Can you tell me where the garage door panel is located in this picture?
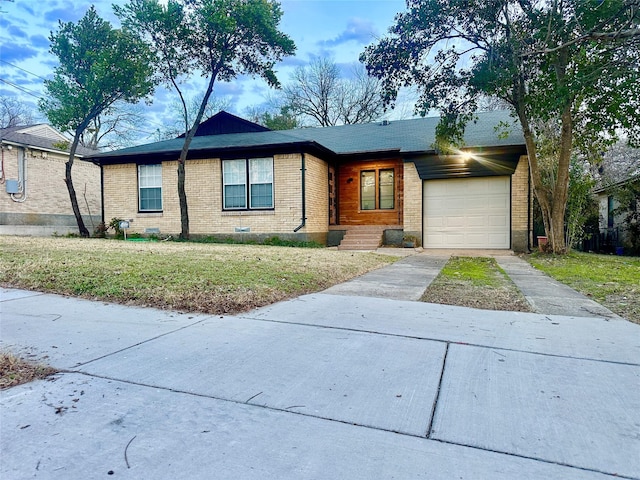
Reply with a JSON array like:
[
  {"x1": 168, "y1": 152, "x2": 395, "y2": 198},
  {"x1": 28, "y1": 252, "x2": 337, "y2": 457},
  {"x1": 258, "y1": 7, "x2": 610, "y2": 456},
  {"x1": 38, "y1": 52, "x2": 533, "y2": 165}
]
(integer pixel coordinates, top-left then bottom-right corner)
[
  {"x1": 428, "y1": 216, "x2": 445, "y2": 227},
  {"x1": 424, "y1": 177, "x2": 510, "y2": 249},
  {"x1": 466, "y1": 233, "x2": 488, "y2": 246},
  {"x1": 488, "y1": 215, "x2": 507, "y2": 227},
  {"x1": 467, "y1": 216, "x2": 486, "y2": 227},
  {"x1": 446, "y1": 216, "x2": 466, "y2": 228},
  {"x1": 488, "y1": 233, "x2": 509, "y2": 245}
]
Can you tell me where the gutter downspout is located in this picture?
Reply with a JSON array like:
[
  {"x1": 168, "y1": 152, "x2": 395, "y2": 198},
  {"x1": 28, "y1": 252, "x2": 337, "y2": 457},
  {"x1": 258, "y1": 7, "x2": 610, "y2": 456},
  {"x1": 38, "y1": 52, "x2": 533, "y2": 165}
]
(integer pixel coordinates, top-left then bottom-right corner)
[
  {"x1": 293, "y1": 152, "x2": 306, "y2": 233},
  {"x1": 100, "y1": 164, "x2": 105, "y2": 226}
]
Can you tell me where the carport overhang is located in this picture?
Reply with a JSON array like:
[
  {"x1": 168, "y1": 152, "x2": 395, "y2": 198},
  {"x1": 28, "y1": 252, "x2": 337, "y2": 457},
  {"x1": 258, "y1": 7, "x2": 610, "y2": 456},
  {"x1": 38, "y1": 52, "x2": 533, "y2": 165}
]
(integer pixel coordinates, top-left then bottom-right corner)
[{"x1": 404, "y1": 145, "x2": 527, "y2": 180}]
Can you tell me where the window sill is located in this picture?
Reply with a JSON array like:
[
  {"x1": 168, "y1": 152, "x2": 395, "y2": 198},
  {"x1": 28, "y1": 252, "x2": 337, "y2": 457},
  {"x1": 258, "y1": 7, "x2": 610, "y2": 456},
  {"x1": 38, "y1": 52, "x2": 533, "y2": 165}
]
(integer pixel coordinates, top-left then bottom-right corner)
[
  {"x1": 222, "y1": 210, "x2": 275, "y2": 216},
  {"x1": 137, "y1": 212, "x2": 163, "y2": 217}
]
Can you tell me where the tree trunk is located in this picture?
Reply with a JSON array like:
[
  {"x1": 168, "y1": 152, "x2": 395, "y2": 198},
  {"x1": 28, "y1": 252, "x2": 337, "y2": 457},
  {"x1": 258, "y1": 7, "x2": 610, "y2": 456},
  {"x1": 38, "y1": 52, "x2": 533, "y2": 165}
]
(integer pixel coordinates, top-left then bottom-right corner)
[
  {"x1": 176, "y1": 70, "x2": 218, "y2": 241},
  {"x1": 177, "y1": 160, "x2": 189, "y2": 240},
  {"x1": 547, "y1": 106, "x2": 573, "y2": 254},
  {"x1": 516, "y1": 101, "x2": 573, "y2": 254},
  {"x1": 65, "y1": 131, "x2": 90, "y2": 238}
]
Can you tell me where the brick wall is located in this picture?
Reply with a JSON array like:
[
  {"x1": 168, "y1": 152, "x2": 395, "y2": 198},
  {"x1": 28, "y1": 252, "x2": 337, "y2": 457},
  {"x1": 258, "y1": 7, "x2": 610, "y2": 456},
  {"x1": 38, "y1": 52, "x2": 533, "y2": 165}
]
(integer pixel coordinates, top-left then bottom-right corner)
[
  {"x1": 511, "y1": 154, "x2": 530, "y2": 252},
  {"x1": 302, "y1": 153, "x2": 329, "y2": 234},
  {"x1": 0, "y1": 146, "x2": 101, "y2": 234},
  {"x1": 402, "y1": 161, "x2": 423, "y2": 238},
  {"x1": 103, "y1": 153, "x2": 330, "y2": 241}
]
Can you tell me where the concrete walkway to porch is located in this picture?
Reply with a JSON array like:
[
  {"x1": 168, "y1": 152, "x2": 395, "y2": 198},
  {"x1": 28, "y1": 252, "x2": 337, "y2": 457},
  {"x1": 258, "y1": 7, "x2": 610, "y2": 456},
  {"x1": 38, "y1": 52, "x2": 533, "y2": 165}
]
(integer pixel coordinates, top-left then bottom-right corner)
[{"x1": 323, "y1": 251, "x2": 449, "y2": 301}]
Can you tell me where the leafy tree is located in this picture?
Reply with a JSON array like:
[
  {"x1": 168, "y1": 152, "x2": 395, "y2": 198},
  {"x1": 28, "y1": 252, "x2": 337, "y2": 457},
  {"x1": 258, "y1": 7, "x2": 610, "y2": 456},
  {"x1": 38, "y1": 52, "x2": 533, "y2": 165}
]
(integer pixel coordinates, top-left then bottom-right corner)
[
  {"x1": 245, "y1": 104, "x2": 299, "y2": 130},
  {"x1": 40, "y1": 6, "x2": 155, "y2": 237},
  {"x1": 116, "y1": 0, "x2": 296, "y2": 239},
  {"x1": 613, "y1": 178, "x2": 640, "y2": 253},
  {"x1": 0, "y1": 96, "x2": 35, "y2": 128},
  {"x1": 282, "y1": 57, "x2": 386, "y2": 127},
  {"x1": 565, "y1": 157, "x2": 598, "y2": 250},
  {"x1": 260, "y1": 107, "x2": 299, "y2": 130},
  {"x1": 361, "y1": 0, "x2": 640, "y2": 253}
]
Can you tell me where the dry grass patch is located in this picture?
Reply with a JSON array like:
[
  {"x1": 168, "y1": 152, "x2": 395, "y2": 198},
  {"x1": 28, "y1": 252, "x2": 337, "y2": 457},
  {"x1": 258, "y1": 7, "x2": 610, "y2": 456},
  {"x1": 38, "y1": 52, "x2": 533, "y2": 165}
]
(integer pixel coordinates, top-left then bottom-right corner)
[
  {"x1": 421, "y1": 256, "x2": 532, "y2": 312},
  {"x1": 0, "y1": 237, "x2": 395, "y2": 315},
  {"x1": 0, "y1": 352, "x2": 57, "y2": 389}
]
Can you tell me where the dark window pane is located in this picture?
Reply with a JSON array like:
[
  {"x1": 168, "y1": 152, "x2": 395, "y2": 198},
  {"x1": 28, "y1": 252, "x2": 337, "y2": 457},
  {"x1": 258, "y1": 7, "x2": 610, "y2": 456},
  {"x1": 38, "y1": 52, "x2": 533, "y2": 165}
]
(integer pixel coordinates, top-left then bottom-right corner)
[
  {"x1": 140, "y1": 187, "x2": 162, "y2": 211},
  {"x1": 225, "y1": 184, "x2": 247, "y2": 209},
  {"x1": 250, "y1": 183, "x2": 273, "y2": 208}
]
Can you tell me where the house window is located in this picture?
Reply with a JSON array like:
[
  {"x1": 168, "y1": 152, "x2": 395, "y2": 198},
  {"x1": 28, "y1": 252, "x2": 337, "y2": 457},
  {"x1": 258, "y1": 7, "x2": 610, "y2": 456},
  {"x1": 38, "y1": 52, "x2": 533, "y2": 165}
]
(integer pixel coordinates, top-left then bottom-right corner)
[
  {"x1": 223, "y1": 157, "x2": 274, "y2": 210},
  {"x1": 223, "y1": 159, "x2": 247, "y2": 209},
  {"x1": 360, "y1": 168, "x2": 394, "y2": 210},
  {"x1": 138, "y1": 164, "x2": 162, "y2": 211}
]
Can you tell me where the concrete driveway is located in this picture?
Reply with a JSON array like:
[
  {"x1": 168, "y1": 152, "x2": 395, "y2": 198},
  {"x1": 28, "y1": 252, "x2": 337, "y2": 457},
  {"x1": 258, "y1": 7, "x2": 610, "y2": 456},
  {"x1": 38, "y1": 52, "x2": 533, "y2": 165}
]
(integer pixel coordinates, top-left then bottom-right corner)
[{"x1": 1, "y1": 263, "x2": 639, "y2": 479}]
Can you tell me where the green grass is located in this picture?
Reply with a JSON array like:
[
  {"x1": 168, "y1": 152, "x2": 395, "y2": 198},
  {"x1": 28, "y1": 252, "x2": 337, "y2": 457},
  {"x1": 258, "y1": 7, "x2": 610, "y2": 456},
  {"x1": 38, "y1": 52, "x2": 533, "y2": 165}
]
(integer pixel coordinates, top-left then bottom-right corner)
[
  {"x1": 0, "y1": 237, "x2": 395, "y2": 315},
  {"x1": 421, "y1": 256, "x2": 531, "y2": 312},
  {"x1": 528, "y1": 252, "x2": 640, "y2": 324},
  {"x1": 439, "y1": 257, "x2": 504, "y2": 287}
]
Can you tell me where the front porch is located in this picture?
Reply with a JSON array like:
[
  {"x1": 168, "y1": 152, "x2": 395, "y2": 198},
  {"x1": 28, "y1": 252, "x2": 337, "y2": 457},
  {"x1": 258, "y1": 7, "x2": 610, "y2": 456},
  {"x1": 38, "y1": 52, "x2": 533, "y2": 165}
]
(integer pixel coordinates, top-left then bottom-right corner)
[{"x1": 329, "y1": 225, "x2": 405, "y2": 250}]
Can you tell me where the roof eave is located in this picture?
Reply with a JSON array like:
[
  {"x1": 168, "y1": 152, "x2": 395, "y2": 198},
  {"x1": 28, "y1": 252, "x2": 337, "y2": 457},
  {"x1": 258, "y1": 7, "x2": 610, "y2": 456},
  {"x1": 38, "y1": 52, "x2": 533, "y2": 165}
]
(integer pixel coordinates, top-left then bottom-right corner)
[
  {"x1": 88, "y1": 140, "x2": 335, "y2": 165},
  {"x1": 1, "y1": 138, "x2": 86, "y2": 158}
]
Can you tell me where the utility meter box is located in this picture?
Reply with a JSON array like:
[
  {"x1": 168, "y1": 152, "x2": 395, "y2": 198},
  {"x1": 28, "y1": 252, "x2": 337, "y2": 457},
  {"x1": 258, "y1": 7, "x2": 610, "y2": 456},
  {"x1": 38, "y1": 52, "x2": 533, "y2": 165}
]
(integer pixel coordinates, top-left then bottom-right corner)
[{"x1": 5, "y1": 179, "x2": 19, "y2": 194}]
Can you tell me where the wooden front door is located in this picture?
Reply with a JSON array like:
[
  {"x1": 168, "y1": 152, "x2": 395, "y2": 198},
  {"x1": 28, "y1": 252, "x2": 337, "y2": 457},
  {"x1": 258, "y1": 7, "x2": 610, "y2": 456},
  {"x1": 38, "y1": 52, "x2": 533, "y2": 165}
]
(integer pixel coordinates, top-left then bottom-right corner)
[{"x1": 337, "y1": 158, "x2": 403, "y2": 226}]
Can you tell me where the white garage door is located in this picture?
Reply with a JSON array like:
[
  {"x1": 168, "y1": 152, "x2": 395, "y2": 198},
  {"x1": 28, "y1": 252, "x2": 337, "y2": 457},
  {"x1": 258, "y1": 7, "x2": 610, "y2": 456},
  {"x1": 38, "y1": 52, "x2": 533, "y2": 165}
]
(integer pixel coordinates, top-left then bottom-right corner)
[{"x1": 423, "y1": 176, "x2": 510, "y2": 249}]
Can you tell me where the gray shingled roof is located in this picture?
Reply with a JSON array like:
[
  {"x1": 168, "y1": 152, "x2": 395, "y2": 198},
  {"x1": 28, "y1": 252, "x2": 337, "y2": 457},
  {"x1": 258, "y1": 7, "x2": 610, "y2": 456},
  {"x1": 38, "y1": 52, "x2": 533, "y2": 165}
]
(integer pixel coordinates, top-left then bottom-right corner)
[
  {"x1": 88, "y1": 110, "x2": 524, "y2": 161},
  {"x1": 284, "y1": 110, "x2": 524, "y2": 154},
  {"x1": 0, "y1": 125, "x2": 97, "y2": 157},
  {"x1": 89, "y1": 129, "x2": 326, "y2": 160}
]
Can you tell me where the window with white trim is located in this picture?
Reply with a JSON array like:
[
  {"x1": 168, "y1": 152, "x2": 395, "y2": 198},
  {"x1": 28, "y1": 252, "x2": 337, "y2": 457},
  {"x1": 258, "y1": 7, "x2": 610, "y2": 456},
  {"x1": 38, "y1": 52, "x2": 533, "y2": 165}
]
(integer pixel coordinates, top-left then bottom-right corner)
[
  {"x1": 138, "y1": 164, "x2": 162, "y2": 211},
  {"x1": 223, "y1": 158, "x2": 274, "y2": 210}
]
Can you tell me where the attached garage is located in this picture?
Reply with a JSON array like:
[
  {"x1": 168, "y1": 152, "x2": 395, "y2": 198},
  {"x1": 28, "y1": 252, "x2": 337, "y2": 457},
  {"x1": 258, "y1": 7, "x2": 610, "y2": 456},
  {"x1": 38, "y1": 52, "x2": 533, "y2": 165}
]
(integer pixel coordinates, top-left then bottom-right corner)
[{"x1": 423, "y1": 176, "x2": 511, "y2": 249}]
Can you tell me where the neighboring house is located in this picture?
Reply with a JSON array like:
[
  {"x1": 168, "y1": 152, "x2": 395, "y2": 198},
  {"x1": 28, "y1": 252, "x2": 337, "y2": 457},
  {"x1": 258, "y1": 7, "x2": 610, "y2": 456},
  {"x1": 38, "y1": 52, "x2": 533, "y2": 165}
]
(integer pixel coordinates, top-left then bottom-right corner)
[
  {"x1": 0, "y1": 124, "x2": 101, "y2": 236},
  {"x1": 87, "y1": 110, "x2": 532, "y2": 251},
  {"x1": 593, "y1": 175, "x2": 640, "y2": 251}
]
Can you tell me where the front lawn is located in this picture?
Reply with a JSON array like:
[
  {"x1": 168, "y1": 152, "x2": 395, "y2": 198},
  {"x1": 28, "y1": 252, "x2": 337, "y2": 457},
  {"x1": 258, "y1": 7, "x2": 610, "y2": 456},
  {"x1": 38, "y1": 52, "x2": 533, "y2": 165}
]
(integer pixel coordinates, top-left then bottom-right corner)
[
  {"x1": 421, "y1": 256, "x2": 532, "y2": 312},
  {"x1": 528, "y1": 252, "x2": 640, "y2": 324},
  {"x1": 0, "y1": 237, "x2": 395, "y2": 315}
]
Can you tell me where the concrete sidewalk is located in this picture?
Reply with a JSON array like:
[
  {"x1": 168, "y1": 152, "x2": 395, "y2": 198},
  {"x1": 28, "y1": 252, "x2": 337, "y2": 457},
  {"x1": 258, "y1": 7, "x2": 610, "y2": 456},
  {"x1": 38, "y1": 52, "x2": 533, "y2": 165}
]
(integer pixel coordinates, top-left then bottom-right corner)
[{"x1": 2, "y1": 285, "x2": 639, "y2": 479}]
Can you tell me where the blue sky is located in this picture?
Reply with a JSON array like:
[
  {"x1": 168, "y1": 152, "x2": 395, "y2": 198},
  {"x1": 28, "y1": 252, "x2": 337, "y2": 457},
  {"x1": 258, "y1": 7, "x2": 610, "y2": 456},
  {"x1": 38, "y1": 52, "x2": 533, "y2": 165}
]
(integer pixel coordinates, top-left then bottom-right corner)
[{"x1": 0, "y1": 0, "x2": 412, "y2": 141}]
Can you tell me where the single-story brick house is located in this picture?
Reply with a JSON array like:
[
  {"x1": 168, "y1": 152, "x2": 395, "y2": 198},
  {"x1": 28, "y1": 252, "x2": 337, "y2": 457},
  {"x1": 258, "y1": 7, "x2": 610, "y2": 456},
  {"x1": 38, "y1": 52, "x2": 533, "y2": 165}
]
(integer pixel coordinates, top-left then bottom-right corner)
[
  {"x1": 87, "y1": 110, "x2": 532, "y2": 251},
  {"x1": 1, "y1": 124, "x2": 101, "y2": 236}
]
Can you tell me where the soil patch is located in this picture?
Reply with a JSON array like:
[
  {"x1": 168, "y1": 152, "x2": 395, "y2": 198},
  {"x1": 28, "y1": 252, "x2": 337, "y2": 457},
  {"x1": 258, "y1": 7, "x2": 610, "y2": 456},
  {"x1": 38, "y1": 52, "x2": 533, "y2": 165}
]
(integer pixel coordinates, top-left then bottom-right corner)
[{"x1": 0, "y1": 352, "x2": 57, "y2": 390}]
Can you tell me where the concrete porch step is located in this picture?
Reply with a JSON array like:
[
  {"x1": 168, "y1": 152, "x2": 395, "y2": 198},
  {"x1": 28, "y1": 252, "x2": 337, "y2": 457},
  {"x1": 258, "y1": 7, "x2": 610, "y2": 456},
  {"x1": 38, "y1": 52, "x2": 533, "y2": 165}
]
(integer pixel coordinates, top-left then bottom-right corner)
[{"x1": 337, "y1": 226, "x2": 385, "y2": 251}]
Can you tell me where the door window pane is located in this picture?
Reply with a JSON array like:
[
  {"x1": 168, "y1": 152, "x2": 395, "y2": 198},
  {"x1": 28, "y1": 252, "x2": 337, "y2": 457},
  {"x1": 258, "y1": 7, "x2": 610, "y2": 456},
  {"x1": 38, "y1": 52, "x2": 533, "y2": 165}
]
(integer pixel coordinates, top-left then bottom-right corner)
[
  {"x1": 361, "y1": 170, "x2": 376, "y2": 210},
  {"x1": 379, "y1": 169, "x2": 394, "y2": 209}
]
